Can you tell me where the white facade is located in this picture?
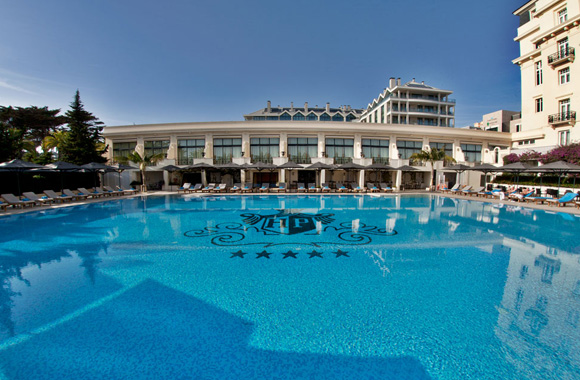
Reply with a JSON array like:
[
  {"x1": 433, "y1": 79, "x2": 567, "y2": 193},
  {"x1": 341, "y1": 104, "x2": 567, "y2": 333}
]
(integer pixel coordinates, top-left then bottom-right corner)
[
  {"x1": 360, "y1": 78, "x2": 455, "y2": 127},
  {"x1": 513, "y1": 0, "x2": 579, "y2": 149}
]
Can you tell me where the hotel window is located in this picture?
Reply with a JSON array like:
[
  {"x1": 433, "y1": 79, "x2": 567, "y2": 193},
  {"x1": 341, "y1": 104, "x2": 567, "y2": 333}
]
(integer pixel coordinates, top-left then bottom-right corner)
[
  {"x1": 331, "y1": 114, "x2": 344, "y2": 122},
  {"x1": 535, "y1": 98, "x2": 543, "y2": 113},
  {"x1": 396, "y1": 140, "x2": 422, "y2": 159},
  {"x1": 288, "y1": 137, "x2": 317, "y2": 164},
  {"x1": 535, "y1": 61, "x2": 543, "y2": 85},
  {"x1": 560, "y1": 99, "x2": 571, "y2": 115},
  {"x1": 320, "y1": 113, "x2": 331, "y2": 121},
  {"x1": 253, "y1": 116, "x2": 265, "y2": 121},
  {"x1": 280, "y1": 113, "x2": 291, "y2": 121},
  {"x1": 559, "y1": 67, "x2": 570, "y2": 84},
  {"x1": 362, "y1": 139, "x2": 389, "y2": 164},
  {"x1": 558, "y1": 38, "x2": 569, "y2": 56},
  {"x1": 213, "y1": 138, "x2": 242, "y2": 164},
  {"x1": 346, "y1": 114, "x2": 357, "y2": 122},
  {"x1": 429, "y1": 142, "x2": 453, "y2": 158},
  {"x1": 250, "y1": 138, "x2": 279, "y2": 163},
  {"x1": 516, "y1": 124, "x2": 522, "y2": 132},
  {"x1": 144, "y1": 140, "x2": 170, "y2": 162},
  {"x1": 112, "y1": 142, "x2": 136, "y2": 162},
  {"x1": 326, "y1": 138, "x2": 354, "y2": 164},
  {"x1": 559, "y1": 130, "x2": 571, "y2": 146},
  {"x1": 460, "y1": 144, "x2": 482, "y2": 163},
  {"x1": 558, "y1": 8, "x2": 568, "y2": 24},
  {"x1": 293, "y1": 112, "x2": 305, "y2": 121},
  {"x1": 306, "y1": 113, "x2": 317, "y2": 121},
  {"x1": 177, "y1": 139, "x2": 205, "y2": 165},
  {"x1": 266, "y1": 116, "x2": 279, "y2": 120}
]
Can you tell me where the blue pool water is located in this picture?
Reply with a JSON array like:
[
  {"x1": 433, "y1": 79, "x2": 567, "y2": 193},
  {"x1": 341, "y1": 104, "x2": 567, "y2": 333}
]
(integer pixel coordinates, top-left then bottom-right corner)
[{"x1": 0, "y1": 194, "x2": 579, "y2": 379}]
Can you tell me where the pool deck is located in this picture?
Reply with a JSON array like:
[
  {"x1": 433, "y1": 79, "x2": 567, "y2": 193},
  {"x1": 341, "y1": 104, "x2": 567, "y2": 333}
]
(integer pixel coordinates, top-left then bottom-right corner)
[{"x1": 2, "y1": 190, "x2": 580, "y2": 216}]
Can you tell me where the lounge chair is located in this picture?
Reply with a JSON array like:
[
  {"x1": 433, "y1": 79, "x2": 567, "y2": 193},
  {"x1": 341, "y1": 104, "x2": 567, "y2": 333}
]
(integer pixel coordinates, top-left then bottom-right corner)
[
  {"x1": 22, "y1": 191, "x2": 54, "y2": 206},
  {"x1": 337, "y1": 182, "x2": 348, "y2": 192},
  {"x1": 78, "y1": 187, "x2": 103, "y2": 198},
  {"x1": 95, "y1": 187, "x2": 116, "y2": 197},
  {"x1": 271, "y1": 183, "x2": 287, "y2": 193},
  {"x1": 0, "y1": 201, "x2": 7, "y2": 211},
  {"x1": 104, "y1": 186, "x2": 125, "y2": 196},
  {"x1": 1, "y1": 193, "x2": 35, "y2": 208},
  {"x1": 308, "y1": 183, "x2": 317, "y2": 192},
  {"x1": 63, "y1": 189, "x2": 89, "y2": 201},
  {"x1": 321, "y1": 183, "x2": 331, "y2": 192},
  {"x1": 297, "y1": 183, "x2": 307, "y2": 193},
  {"x1": 509, "y1": 190, "x2": 534, "y2": 202},
  {"x1": 259, "y1": 183, "x2": 270, "y2": 192},
  {"x1": 462, "y1": 186, "x2": 481, "y2": 196},
  {"x1": 231, "y1": 183, "x2": 242, "y2": 192},
  {"x1": 189, "y1": 183, "x2": 202, "y2": 193},
  {"x1": 351, "y1": 182, "x2": 364, "y2": 192},
  {"x1": 241, "y1": 183, "x2": 252, "y2": 193},
  {"x1": 202, "y1": 183, "x2": 215, "y2": 192},
  {"x1": 451, "y1": 185, "x2": 467, "y2": 194},
  {"x1": 442, "y1": 184, "x2": 459, "y2": 194},
  {"x1": 177, "y1": 183, "x2": 191, "y2": 193},
  {"x1": 380, "y1": 183, "x2": 394, "y2": 192},
  {"x1": 213, "y1": 184, "x2": 227, "y2": 193},
  {"x1": 478, "y1": 189, "x2": 501, "y2": 198},
  {"x1": 43, "y1": 189, "x2": 73, "y2": 203},
  {"x1": 367, "y1": 183, "x2": 379, "y2": 193},
  {"x1": 546, "y1": 192, "x2": 578, "y2": 207},
  {"x1": 116, "y1": 186, "x2": 138, "y2": 195}
]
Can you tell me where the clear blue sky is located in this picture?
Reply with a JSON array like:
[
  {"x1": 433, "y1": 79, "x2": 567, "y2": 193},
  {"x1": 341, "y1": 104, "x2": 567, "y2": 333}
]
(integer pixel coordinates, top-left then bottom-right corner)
[{"x1": 1, "y1": 0, "x2": 524, "y2": 127}]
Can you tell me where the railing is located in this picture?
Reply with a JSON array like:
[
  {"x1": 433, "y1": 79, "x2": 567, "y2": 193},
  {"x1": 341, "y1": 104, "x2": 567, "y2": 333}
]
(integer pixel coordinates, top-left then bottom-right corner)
[
  {"x1": 372, "y1": 157, "x2": 390, "y2": 165},
  {"x1": 547, "y1": 47, "x2": 575, "y2": 65},
  {"x1": 334, "y1": 157, "x2": 353, "y2": 164},
  {"x1": 289, "y1": 155, "x2": 311, "y2": 164},
  {"x1": 548, "y1": 111, "x2": 576, "y2": 124},
  {"x1": 409, "y1": 95, "x2": 456, "y2": 103},
  {"x1": 214, "y1": 156, "x2": 233, "y2": 164},
  {"x1": 251, "y1": 155, "x2": 274, "y2": 164}
]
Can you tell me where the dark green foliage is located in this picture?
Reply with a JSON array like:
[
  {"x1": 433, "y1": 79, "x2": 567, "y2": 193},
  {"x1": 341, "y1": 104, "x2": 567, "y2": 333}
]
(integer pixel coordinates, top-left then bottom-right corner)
[
  {"x1": 0, "y1": 121, "x2": 25, "y2": 161},
  {"x1": 60, "y1": 90, "x2": 107, "y2": 165}
]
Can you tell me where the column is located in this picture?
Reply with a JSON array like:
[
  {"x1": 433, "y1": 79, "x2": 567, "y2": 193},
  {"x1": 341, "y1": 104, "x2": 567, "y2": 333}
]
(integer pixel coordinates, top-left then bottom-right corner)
[
  {"x1": 167, "y1": 135, "x2": 178, "y2": 162},
  {"x1": 318, "y1": 132, "x2": 325, "y2": 158},
  {"x1": 354, "y1": 134, "x2": 362, "y2": 158},
  {"x1": 205, "y1": 133, "x2": 213, "y2": 158},
  {"x1": 242, "y1": 133, "x2": 250, "y2": 158}
]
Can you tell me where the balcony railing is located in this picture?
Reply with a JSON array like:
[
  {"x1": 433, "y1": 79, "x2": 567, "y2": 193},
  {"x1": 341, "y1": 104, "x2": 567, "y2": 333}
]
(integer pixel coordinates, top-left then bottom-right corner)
[
  {"x1": 548, "y1": 111, "x2": 576, "y2": 126},
  {"x1": 251, "y1": 155, "x2": 274, "y2": 164},
  {"x1": 333, "y1": 157, "x2": 353, "y2": 164},
  {"x1": 548, "y1": 47, "x2": 575, "y2": 66},
  {"x1": 289, "y1": 155, "x2": 312, "y2": 164},
  {"x1": 372, "y1": 157, "x2": 390, "y2": 165}
]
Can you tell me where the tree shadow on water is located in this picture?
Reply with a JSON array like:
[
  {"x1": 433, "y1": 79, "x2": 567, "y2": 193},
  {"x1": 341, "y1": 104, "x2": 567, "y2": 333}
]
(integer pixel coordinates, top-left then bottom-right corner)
[{"x1": 0, "y1": 279, "x2": 433, "y2": 380}]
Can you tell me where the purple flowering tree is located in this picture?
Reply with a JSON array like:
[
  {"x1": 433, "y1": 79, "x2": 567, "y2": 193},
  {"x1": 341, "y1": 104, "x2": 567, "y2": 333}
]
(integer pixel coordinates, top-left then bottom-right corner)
[{"x1": 540, "y1": 143, "x2": 580, "y2": 165}]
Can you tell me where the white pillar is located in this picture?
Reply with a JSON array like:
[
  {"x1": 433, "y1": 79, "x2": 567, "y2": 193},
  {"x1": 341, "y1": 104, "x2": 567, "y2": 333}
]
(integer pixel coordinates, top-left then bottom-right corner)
[{"x1": 395, "y1": 170, "x2": 402, "y2": 190}]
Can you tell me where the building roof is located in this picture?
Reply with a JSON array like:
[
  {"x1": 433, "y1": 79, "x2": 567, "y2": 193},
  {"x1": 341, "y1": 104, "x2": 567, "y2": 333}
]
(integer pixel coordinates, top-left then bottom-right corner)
[{"x1": 244, "y1": 104, "x2": 364, "y2": 120}]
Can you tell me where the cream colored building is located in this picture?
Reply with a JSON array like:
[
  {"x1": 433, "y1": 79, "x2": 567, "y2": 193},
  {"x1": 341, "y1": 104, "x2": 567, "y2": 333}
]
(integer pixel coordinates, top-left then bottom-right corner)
[
  {"x1": 102, "y1": 118, "x2": 511, "y2": 190},
  {"x1": 512, "y1": 0, "x2": 579, "y2": 151}
]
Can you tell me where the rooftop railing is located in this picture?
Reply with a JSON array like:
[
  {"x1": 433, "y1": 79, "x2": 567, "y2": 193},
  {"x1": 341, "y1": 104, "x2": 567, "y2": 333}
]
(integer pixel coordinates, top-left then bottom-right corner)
[{"x1": 547, "y1": 47, "x2": 575, "y2": 66}]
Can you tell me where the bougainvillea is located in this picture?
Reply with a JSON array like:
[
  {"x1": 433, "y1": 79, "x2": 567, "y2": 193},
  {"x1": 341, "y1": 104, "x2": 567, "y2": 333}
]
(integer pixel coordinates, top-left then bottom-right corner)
[
  {"x1": 540, "y1": 143, "x2": 580, "y2": 165},
  {"x1": 502, "y1": 153, "x2": 519, "y2": 164}
]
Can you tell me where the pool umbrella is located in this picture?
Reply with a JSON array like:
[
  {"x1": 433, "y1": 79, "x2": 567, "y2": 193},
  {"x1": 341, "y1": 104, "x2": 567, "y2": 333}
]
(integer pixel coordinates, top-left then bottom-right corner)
[
  {"x1": 0, "y1": 159, "x2": 47, "y2": 196},
  {"x1": 186, "y1": 162, "x2": 215, "y2": 170},
  {"x1": 365, "y1": 162, "x2": 394, "y2": 182},
  {"x1": 278, "y1": 161, "x2": 303, "y2": 187},
  {"x1": 108, "y1": 163, "x2": 137, "y2": 188},
  {"x1": 306, "y1": 162, "x2": 334, "y2": 186},
  {"x1": 215, "y1": 162, "x2": 241, "y2": 170},
  {"x1": 497, "y1": 162, "x2": 532, "y2": 187},
  {"x1": 81, "y1": 162, "x2": 115, "y2": 189},
  {"x1": 446, "y1": 164, "x2": 471, "y2": 186},
  {"x1": 394, "y1": 165, "x2": 418, "y2": 190},
  {"x1": 535, "y1": 161, "x2": 580, "y2": 194},
  {"x1": 45, "y1": 161, "x2": 82, "y2": 192},
  {"x1": 338, "y1": 162, "x2": 365, "y2": 184},
  {"x1": 158, "y1": 164, "x2": 183, "y2": 191},
  {"x1": 470, "y1": 163, "x2": 499, "y2": 190}
]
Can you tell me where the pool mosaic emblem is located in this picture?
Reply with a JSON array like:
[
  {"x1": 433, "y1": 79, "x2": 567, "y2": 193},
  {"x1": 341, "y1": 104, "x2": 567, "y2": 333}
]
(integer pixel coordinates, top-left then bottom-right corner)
[{"x1": 184, "y1": 210, "x2": 397, "y2": 249}]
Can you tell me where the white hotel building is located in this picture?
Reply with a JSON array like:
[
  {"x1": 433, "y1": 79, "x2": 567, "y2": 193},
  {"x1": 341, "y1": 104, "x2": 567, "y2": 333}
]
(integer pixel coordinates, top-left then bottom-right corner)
[
  {"x1": 512, "y1": 0, "x2": 579, "y2": 151},
  {"x1": 102, "y1": 78, "x2": 512, "y2": 190}
]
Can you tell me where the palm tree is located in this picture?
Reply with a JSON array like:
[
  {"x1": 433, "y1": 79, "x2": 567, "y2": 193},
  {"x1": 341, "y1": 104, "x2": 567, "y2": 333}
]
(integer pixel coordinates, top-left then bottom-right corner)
[
  {"x1": 118, "y1": 151, "x2": 165, "y2": 192},
  {"x1": 42, "y1": 130, "x2": 69, "y2": 160},
  {"x1": 410, "y1": 148, "x2": 455, "y2": 188}
]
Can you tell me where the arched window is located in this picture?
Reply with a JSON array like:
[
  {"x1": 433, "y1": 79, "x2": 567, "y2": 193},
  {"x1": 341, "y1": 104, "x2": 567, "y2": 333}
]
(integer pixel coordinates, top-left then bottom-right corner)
[
  {"x1": 280, "y1": 112, "x2": 291, "y2": 120},
  {"x1": 320, "y1": 113, "x2": 331, "y2": 121},
  {"x1": 331, "y1": 114, "x2": 344, "y2": 122},
  {"x1": 293, "y1": 112, "x2": 305, "y2": 121}
]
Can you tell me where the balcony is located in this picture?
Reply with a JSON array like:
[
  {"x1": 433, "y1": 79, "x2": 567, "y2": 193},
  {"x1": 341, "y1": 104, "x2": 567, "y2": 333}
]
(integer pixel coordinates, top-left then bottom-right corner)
[
  {"x1": 333, "y1": 157, "x2": 353, "y2": 164},
  {"x1": 548, "y1": 47, "x2": 575, "y2": 67},
  {"x1": 548, "y1": 111, "x2": 576, "y2": 128}
]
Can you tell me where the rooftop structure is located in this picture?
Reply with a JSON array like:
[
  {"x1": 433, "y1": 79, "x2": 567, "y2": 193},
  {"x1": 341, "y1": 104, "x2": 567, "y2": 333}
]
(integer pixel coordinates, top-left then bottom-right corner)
[
  {"x1": 244, "y1": 101, "x2": 364, "y2": 122},
  {"x1": 360, "y1": 78, "x2": 455, "y2": 127}
]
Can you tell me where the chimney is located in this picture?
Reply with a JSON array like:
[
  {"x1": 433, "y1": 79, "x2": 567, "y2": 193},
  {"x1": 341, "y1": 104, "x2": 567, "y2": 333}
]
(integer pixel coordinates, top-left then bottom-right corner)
[
  {"x1": 412, "y1": 78, "x2": 416, "y2": 83},
  {"x1": 304, "y1": 102, "x2": 308, "y2": 113},
  {"x1": 326, "y1": 102, "x2": 330, "y2": 112},
  {"x1": 397, "y1": 78, "x2": 401, "y2": 86},
  {"x1": 421, "y1": 81, "x2": 425, "y2": 85},
  {"x1": 290, "y1": 102, "x2": 294, "y2": 111},
  {"x1": 267, "y1": 100, "x2": 271, "y2": 113},
  {"x1": 389, "y1": 77, "x2": 396, "y2": 88}
]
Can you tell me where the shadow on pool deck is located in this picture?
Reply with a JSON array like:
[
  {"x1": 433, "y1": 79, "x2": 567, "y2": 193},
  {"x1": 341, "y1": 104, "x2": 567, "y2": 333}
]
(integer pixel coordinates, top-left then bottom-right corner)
[{"x1": 0, "y1": 279, "x2": 433, "y2": 380}]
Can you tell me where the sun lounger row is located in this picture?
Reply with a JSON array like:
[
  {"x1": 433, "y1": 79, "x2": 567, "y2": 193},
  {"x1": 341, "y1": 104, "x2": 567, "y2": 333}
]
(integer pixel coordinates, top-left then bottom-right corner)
[
  {"x1": 0, "y1": 186, "x2": 139, "y2": 210},
  {"x1": 177, "y1": 182, "x2": 396, "y2": 194}
]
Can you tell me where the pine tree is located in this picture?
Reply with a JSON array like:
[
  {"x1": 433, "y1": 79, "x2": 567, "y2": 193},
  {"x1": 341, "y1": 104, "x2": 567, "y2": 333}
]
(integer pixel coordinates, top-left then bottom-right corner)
[{"x1": 60, "y1": 90, "x2": 107, "y2": 165}]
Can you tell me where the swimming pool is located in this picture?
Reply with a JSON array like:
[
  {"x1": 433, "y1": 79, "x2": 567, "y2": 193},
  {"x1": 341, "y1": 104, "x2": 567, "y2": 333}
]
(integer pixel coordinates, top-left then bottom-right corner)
[{"x1": 0, "y1": 194, "x2": 578, "y2": 379}]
